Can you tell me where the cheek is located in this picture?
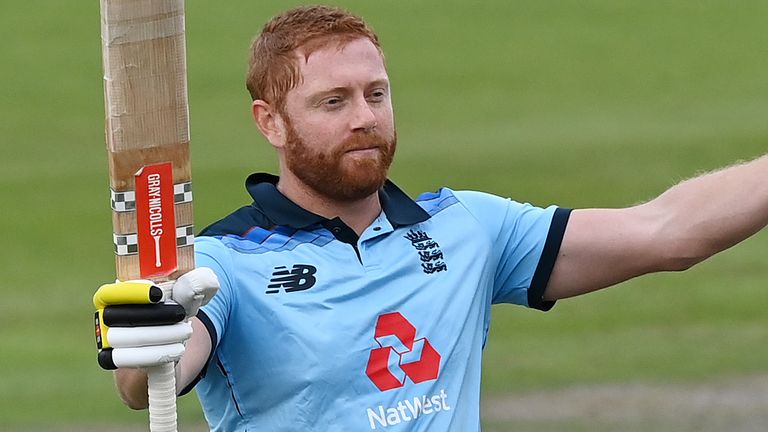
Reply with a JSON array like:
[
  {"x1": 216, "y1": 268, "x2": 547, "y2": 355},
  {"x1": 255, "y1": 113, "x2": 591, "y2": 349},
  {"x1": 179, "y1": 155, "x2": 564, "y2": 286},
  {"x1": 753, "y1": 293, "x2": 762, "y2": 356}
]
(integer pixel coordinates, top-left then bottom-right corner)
[
  {"x1": 298, "y1": 116, "x2": 343, "y2": 139},
  {"x1": 291, "y1": 125, "x2": 334, "y2": 153},
  {"x1": 375, "y1": 106, "x2": 395, "y2": 131}
]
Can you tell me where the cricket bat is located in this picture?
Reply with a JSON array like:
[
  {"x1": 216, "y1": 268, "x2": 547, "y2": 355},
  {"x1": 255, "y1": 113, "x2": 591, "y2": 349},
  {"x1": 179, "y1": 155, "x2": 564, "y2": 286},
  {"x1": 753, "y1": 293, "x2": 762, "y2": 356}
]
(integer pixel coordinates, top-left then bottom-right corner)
[{"x1": 100, "y1": 0, "x2": 193, "y2": 430}]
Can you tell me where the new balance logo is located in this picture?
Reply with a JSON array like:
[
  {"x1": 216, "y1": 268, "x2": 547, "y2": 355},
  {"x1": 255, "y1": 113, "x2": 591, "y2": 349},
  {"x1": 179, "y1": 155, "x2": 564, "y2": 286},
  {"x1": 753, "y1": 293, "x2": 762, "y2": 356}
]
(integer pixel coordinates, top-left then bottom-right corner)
[{"x1": 266, "y1": 264, "x2": 317, "y2": 294}]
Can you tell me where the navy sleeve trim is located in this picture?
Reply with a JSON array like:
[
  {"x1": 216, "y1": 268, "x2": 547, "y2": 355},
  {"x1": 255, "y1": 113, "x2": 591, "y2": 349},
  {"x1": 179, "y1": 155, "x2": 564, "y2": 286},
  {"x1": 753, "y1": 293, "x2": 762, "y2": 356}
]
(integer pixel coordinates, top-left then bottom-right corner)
[
  {"x1": 528, "y1": 207, "x2": 572, "y2": 311},
  {"x1": 178, "y1": 309, "x2": 219, "y2": 396}
]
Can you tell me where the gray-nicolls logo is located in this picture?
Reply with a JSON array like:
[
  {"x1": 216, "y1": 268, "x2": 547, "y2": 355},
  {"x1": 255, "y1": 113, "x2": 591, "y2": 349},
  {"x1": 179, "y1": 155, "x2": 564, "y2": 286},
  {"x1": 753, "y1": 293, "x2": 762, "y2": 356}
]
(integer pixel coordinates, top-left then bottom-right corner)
[{"x1": 404, "y1": 230, "x2": 447, "y2": 274}]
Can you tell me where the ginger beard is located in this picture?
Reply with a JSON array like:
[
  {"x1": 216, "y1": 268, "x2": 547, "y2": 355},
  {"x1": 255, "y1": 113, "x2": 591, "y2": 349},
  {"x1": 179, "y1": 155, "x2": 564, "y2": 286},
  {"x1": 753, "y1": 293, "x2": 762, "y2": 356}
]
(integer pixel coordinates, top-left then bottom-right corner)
[{"x1": 282, "y1": 115, "x2": 396, "y2": 202}]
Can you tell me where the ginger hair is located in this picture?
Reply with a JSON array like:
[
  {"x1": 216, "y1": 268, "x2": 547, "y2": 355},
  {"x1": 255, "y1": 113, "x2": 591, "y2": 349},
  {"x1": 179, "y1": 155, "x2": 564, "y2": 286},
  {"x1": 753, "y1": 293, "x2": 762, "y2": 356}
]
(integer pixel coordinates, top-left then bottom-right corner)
[{"x1": 246, "y1": 5, "x2": 383, "y2": 110}]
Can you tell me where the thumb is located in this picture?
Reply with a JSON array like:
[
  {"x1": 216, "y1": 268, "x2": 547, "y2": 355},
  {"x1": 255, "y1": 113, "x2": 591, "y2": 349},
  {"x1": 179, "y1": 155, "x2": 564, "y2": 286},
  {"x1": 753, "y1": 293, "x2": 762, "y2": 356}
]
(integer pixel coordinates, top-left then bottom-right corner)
[{"x1": 172, "y1": 267, "x2": 220, "y2": 317}]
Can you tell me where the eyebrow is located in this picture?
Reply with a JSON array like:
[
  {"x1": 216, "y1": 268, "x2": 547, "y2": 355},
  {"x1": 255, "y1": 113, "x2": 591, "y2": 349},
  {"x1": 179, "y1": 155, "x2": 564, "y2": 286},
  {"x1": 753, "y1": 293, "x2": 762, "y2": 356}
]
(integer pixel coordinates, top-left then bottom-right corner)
[{"x1": 367, "y1": 79, "x2": 390, "y2": 90}]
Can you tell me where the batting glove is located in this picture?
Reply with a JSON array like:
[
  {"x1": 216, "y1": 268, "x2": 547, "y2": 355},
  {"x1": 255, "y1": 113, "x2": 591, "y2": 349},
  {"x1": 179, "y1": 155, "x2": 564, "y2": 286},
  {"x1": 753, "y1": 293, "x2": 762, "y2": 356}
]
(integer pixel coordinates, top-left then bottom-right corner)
[{"x1": 93, "y1": 267, "x2": 219, "y2": 370}]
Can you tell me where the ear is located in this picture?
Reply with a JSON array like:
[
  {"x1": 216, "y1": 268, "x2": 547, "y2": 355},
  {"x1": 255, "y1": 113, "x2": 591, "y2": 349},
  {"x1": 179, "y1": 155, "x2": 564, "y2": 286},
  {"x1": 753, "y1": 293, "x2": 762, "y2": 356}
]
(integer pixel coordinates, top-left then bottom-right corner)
[{"x1": 252, "y1": 100, "x2": 286, "y2": 149}]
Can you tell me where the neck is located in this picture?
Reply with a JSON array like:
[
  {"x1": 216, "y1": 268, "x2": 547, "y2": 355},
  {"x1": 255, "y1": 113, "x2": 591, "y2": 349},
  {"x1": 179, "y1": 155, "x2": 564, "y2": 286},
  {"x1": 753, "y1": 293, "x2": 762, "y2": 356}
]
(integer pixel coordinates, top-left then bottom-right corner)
[{"x1": 276, "y1": 173, "x2": 382, "y2": 236}]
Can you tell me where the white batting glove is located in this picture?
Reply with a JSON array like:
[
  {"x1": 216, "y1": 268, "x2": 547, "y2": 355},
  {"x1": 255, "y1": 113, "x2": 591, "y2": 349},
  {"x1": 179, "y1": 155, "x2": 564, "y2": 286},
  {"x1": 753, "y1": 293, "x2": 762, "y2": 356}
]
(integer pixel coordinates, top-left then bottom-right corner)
[{"x1": 93, "y1": 267, "x2": 219, "y2": 370}]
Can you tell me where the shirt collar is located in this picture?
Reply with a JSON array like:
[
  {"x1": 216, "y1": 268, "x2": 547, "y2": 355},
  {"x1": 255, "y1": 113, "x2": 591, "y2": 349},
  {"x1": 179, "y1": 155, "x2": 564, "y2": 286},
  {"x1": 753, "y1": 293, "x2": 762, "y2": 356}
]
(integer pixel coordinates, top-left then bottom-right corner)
[{"x1": 245, "y1": 173, "x2": 430, "y2": 229}]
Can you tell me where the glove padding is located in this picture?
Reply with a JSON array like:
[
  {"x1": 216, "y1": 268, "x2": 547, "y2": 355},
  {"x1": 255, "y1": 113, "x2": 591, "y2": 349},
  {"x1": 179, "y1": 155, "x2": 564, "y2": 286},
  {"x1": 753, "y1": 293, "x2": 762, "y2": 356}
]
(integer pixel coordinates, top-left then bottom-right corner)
[{"x1": 93, "y1": 267, "x2": 219, "y2": 370}]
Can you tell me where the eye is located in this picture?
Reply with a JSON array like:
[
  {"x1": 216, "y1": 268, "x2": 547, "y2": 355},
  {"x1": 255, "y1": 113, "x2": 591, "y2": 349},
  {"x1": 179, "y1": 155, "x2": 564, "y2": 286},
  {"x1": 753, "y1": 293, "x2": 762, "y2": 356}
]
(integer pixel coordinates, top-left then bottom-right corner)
[
  {"x1": 368, "y1": 89, "x2": 387, "y2": 102},
  {"x1": 324, "y1": 97, "x2": 342, "y2": 107}
]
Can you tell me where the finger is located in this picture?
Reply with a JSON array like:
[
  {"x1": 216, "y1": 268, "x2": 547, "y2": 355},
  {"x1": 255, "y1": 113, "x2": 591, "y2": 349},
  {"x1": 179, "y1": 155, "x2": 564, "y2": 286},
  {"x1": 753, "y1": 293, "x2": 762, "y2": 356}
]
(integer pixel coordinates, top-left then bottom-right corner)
[
  {"x1": 93, "y1": 281, "x2": 163, "y2": 309},
  {"x1": 105, "y1": 322, "x2": 193, "y2": 348},
  {"x1": 102, "y1": 304, "x2": 186, "y2": 327},
  {"x1": 98, "y1": 344, "x2": 185, "y2": 370}
]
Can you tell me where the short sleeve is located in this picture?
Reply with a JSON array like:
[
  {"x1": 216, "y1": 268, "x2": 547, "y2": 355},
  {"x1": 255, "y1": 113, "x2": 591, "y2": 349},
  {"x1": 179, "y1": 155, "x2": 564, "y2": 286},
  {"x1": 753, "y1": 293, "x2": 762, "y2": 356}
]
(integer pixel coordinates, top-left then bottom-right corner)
[
  {"x1": 177, "y1": 236, "x2": 235, "y2": 396},
  {"x1": 194, "y1": 236, "x2": 236, "y2": 347},
  {"x1": 454, "y1": 191, "x2": 571, "y2": 310}
]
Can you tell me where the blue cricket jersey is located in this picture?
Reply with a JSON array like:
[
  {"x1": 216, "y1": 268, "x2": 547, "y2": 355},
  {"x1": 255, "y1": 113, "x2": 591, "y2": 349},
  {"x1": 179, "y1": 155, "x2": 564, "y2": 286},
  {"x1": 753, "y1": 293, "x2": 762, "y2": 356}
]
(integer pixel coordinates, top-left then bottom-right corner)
[{"x1": 186, "y1": 173, "x2": 570, "y2": 431}]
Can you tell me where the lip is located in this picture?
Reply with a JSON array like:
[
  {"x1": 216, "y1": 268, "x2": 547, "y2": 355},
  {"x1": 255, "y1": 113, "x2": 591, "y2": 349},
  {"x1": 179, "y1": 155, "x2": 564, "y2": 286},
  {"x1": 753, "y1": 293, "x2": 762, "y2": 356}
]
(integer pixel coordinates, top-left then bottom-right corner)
[{"x1": 345, "y1": 147, "x2": 380, "y2": 155}]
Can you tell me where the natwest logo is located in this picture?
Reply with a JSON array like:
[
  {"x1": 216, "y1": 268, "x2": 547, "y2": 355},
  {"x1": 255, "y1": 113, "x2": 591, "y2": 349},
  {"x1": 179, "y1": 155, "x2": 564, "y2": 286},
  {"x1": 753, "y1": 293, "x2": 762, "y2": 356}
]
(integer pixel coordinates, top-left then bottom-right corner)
[{"x1": 365, "y1": 312, "x2": 441, "y2": 391}]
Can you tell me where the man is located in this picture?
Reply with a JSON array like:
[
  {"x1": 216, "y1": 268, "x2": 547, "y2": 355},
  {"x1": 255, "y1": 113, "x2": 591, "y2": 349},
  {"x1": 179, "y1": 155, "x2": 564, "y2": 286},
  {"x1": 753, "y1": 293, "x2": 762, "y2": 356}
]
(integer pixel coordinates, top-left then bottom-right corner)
[{"x1": 94, "y1": 5, "x2": 768, "y2": 431}]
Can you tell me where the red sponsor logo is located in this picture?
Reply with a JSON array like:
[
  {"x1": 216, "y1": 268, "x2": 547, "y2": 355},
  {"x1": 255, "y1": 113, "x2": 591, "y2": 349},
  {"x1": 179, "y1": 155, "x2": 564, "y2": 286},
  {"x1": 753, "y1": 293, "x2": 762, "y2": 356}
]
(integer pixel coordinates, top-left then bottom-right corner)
[
  {"x1": 365, "y1": 312, "x2": 441, "y2": 391},
  {"x1": 135, "y1": 162, "x2": 177, "y2": 278}
]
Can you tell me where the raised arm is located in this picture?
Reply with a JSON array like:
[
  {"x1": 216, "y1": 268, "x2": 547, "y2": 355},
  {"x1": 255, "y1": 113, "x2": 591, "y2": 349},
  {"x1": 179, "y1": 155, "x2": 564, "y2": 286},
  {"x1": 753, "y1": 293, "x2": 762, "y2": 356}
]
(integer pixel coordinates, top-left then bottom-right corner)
[{"x1": 544, "y1": 154, "x2": 768, "y2": 301}]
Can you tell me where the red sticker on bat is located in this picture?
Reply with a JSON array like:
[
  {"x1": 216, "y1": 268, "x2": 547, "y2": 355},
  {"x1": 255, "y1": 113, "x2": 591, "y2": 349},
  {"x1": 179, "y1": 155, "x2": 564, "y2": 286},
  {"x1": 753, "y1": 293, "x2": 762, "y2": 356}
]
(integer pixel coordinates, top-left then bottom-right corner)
[{"x1": 135, "y1": 162, "x2": 177, "y2": 278}]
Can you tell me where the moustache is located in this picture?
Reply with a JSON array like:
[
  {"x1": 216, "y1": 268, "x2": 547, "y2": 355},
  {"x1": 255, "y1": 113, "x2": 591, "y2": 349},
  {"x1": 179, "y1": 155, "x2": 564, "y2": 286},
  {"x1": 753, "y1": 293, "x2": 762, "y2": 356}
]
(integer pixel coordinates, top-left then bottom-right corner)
[{"x1": 338, "y1": 131, "x2": 391, "y2": 153}]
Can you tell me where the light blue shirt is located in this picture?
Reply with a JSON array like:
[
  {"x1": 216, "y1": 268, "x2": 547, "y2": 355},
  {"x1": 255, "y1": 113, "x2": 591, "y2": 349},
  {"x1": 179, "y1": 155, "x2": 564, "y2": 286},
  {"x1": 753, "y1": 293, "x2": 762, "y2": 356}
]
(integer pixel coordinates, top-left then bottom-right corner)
[{"x1": 188, "y1": 174, "x2": 570, "y2": 431}]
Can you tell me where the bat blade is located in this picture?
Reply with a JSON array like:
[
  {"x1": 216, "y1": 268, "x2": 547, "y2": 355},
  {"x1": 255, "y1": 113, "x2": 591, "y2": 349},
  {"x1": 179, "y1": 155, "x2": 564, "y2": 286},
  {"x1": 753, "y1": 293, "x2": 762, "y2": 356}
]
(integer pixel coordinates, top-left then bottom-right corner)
[
  {"x1": 100, "y1": 1, "x2": 193, "y2": 431},
  {"x1": 101, "y1": 0, "x2": 194, "y2": 283}
]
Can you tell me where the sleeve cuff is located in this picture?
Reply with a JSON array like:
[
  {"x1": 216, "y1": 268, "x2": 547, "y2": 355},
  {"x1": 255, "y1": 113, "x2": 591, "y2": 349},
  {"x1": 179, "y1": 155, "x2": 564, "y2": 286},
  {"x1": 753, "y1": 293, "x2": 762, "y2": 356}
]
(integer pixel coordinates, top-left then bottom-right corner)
[
  {"x1": 178, "y1": 309, "x2": 218, "y2": 396},
  {"x1": 527, "y1": 207, "x2": 572, "y2": 311}
]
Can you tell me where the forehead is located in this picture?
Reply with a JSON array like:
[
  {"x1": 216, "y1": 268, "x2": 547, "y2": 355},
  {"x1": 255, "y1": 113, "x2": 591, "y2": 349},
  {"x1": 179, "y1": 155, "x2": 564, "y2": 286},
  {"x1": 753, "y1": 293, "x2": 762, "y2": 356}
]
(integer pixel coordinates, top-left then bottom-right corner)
[{"x1": 293, "y1": 38, "x2": 388, "y2": 93}]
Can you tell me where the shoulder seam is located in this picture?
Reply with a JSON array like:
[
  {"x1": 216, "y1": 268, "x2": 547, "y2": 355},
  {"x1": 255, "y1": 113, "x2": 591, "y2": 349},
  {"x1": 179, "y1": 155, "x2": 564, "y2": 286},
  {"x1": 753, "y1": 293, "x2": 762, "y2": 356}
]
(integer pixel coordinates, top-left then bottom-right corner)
[{"x1": 416, "y1": 188, "x2": 461, "y2": 216}]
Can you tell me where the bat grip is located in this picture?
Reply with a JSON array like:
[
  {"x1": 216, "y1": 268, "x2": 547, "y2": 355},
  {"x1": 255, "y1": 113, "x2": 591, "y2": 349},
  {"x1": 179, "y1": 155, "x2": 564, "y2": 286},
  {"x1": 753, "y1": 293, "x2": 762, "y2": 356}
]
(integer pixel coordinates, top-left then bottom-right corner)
[{"x1": 147, "y1": 361, "x2": 177, "y2": 432}]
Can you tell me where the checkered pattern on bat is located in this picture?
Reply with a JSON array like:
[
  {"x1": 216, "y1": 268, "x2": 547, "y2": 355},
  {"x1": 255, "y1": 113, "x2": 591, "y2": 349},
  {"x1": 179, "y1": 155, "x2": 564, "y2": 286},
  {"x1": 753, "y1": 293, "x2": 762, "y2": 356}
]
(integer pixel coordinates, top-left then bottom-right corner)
[
  {"x1": 113, "y1": 225, "x2": 195, "y2": 256},
  {"x1": 110, "y1": 182, "x2": 193, "y2": 212}
]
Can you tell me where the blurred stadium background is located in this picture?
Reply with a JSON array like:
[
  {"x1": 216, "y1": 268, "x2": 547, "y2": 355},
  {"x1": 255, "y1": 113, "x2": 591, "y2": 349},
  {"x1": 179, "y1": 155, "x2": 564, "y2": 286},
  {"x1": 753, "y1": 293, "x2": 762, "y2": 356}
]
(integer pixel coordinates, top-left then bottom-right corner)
[{"x1": 1, "y1": 1, "x2": 766, "y2": 430}]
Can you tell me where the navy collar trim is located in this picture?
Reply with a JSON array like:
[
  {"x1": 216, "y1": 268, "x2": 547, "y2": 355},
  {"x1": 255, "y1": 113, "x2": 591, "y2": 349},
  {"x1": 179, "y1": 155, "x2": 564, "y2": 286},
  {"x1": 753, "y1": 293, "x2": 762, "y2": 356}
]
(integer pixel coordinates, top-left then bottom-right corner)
[{"x1": 245, "y1": 173, "x2": 430, "y2": 229}]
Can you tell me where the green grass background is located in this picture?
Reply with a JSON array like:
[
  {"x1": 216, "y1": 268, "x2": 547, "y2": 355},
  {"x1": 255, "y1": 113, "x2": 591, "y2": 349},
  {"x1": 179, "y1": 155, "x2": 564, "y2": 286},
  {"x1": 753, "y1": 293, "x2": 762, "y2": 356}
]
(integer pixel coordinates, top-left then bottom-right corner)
[{"x1": 1, "y1": 0, "x2": 767, "y2": 429}]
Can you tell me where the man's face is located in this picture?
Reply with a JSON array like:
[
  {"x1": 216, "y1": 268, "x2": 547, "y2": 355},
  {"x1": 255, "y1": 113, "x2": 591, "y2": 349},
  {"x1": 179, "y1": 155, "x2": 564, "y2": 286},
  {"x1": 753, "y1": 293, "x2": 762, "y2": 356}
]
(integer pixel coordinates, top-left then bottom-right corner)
[{"x1": 279, "y1": 37, "x2": 396, "y2": 202}]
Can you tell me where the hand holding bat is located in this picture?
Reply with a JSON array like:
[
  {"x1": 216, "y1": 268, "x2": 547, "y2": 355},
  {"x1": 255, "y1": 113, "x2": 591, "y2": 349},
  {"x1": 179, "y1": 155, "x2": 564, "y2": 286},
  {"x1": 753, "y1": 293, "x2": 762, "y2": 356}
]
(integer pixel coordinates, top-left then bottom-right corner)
[{"x1": 93, "y1": 268, "x2": 219, "y2": 370}]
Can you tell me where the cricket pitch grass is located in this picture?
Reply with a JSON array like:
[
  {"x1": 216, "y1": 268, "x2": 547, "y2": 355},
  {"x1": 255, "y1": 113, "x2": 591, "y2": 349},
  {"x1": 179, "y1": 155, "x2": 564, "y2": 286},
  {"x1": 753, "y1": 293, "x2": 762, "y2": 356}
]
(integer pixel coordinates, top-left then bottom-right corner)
[{"x1": 12, "y1": 374, "x2": 768, "y2": 431}]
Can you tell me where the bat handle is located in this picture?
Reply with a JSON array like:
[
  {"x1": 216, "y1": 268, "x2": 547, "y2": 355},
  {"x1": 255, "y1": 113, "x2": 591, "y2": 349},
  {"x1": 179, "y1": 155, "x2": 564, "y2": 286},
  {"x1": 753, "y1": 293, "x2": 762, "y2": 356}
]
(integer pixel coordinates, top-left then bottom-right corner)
[{"x1": 147, "y1": 362, "x2": 178, "y2": 432}]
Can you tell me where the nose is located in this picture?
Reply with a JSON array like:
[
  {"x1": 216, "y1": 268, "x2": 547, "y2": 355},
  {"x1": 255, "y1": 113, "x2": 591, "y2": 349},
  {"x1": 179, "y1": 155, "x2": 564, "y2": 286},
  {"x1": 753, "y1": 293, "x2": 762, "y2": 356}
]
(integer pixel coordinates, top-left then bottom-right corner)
[{"x1": 350, "y1": 97, "x2": 377, "y2": 132}]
